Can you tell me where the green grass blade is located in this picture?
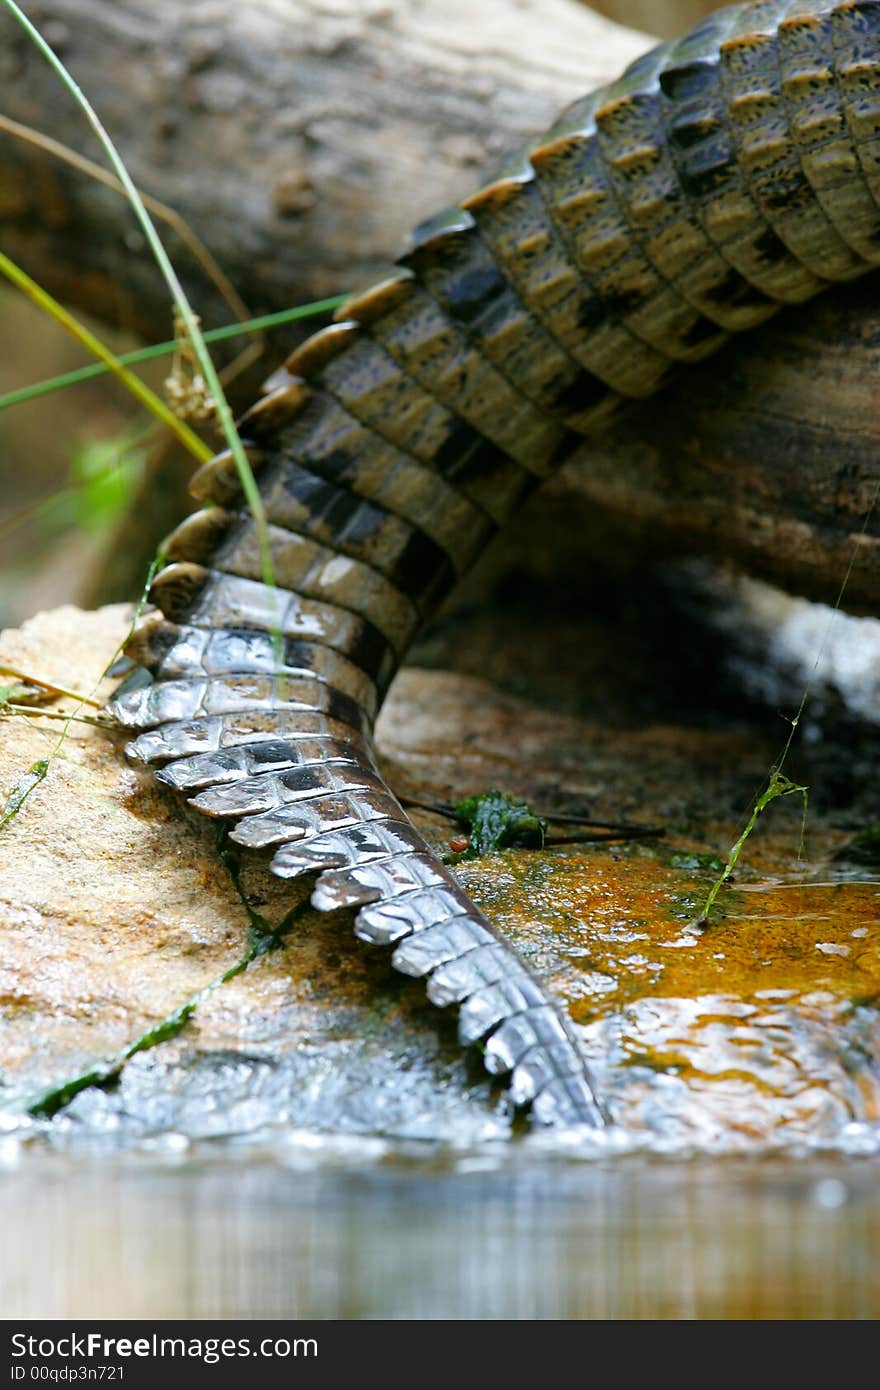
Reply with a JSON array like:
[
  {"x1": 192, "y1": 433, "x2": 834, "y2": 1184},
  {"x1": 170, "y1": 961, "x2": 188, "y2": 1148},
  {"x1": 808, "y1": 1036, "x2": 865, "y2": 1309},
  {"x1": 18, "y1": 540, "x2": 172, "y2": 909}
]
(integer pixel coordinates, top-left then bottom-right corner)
[
  {"x1": 2, "y1": 0, "x2": 273, "y2": 589},
  {"x1": 0, "y1": 298, "x2": 347, "y2": 412},
  {"x1": 0, "y1": 249, "x2": 212, "y2": 463}
]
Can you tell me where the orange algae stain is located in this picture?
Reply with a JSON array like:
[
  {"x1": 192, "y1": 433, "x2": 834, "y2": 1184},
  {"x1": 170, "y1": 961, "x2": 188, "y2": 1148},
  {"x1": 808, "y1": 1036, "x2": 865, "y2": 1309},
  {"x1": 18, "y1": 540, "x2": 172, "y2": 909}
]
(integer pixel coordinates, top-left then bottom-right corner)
[
  {"x1": 457, "y1": 843, "x2": 880, "y2": 1139},
  {"x1": 458, "y1": 845, "x2": 880, "y2": 1013}
]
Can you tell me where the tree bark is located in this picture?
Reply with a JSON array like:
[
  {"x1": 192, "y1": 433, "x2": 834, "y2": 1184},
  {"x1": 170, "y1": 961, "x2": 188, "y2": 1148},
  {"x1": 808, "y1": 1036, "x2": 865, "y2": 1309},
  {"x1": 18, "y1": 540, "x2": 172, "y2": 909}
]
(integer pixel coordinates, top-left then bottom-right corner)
[{"x1": 560, "y1": 278, "x2": 880, "y2": 613}]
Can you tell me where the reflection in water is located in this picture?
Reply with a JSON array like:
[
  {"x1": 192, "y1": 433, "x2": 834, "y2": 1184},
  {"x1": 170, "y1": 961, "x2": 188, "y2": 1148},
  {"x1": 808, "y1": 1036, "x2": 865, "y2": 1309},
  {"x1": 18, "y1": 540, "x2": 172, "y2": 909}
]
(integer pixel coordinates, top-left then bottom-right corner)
[{"x1": 1, "y1": 1145, "x2": 878, "y2": 1318}]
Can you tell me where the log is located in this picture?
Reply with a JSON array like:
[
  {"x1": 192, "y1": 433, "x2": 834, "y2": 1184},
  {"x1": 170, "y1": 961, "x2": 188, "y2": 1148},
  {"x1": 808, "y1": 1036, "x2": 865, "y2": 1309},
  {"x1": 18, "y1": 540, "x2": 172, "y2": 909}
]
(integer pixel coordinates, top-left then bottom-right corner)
[
  {"x1": 0, "y1": 0, "x2": 650, "y2": 338},
  {"x1": 561, "y1": 278, "x2": 880, "y2": 613}
]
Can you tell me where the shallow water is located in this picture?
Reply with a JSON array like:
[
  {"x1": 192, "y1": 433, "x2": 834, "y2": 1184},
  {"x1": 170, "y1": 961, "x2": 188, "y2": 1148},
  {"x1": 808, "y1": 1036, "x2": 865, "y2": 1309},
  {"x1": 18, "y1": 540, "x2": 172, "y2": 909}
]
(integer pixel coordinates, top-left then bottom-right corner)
[{"x1": 2, "y1": 1136, "x2": 878, "y2": 1319}]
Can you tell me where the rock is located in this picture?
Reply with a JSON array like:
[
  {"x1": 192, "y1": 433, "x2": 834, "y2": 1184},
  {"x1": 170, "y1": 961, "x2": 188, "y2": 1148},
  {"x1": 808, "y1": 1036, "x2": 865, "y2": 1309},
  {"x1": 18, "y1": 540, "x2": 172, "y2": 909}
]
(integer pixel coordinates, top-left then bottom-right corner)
[
  {"x1": 0, "y1": 607, "x2": 502, "y2": 1143},
  {"x1": 0, "y1": 603, "x2": 878, "y2": 1152}
]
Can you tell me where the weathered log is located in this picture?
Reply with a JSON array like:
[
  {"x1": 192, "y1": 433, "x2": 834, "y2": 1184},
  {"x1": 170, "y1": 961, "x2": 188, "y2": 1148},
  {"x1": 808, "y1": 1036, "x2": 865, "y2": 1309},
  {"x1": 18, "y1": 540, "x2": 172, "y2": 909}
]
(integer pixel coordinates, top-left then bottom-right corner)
[
  {"x1": 0, "y1": 0, "x2": 650, "y2": 338},
  {"x1": 562, "y1": 278, "x2": 880, "y2": 613}
]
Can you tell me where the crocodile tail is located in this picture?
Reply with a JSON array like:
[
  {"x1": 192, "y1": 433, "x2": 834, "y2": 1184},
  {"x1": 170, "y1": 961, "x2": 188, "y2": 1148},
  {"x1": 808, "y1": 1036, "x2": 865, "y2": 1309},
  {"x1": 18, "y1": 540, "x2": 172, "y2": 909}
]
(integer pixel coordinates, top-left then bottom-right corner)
[
  {"x1": 106, "y1": 345, "x2": 605, "y2": 1125},
  {"x1": 108, "y1": 0, "x2": 880, "y2": 1126}
]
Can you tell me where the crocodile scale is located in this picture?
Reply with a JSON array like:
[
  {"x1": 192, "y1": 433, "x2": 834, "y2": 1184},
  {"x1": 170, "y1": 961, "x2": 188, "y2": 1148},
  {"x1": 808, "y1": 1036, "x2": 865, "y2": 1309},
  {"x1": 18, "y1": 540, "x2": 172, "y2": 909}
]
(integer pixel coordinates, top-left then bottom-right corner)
[{"x1": 108, "y1": 0, "x2": 880, "y2": 1128}]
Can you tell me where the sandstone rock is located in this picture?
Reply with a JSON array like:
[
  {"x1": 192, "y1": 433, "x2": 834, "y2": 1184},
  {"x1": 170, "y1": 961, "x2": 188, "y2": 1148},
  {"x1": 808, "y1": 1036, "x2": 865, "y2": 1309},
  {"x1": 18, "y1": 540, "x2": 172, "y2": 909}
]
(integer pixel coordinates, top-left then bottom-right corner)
[{"x1": 0, "y1": 603, "x2": 877, "y2": 1151}]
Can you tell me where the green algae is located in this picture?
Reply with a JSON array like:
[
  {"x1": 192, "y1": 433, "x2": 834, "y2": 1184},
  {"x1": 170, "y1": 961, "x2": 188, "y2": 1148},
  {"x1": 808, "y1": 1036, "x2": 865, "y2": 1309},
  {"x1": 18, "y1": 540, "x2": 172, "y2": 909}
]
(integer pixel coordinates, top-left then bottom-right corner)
[
  {"x1": 667, "y1": 850, "x2": 726, "y2": 874},
  {"x1": 0, "y1": 759, "x2": 48, "y2": 829},
  {"x1": 0, "y1": 681, "x2": 46, "y2": 706},
  {"x1": 453, "y1": 789, "x2": 546, "y2": 858}
]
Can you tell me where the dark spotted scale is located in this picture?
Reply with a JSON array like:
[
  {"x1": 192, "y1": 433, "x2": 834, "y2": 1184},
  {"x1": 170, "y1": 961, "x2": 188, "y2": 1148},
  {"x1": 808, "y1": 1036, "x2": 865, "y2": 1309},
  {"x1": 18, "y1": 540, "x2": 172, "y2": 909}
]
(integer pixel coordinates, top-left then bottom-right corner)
[{"x1": 110, "y1": 0, "x2": 880, "y2": 1130}]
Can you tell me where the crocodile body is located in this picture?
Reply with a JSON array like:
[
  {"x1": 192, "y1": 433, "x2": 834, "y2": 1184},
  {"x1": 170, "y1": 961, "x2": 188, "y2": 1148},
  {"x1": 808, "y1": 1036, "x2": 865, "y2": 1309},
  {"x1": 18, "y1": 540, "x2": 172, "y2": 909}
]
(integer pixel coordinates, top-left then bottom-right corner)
[{"x1": 108, "y1": 0, "x2": 880, "y2": 1127}]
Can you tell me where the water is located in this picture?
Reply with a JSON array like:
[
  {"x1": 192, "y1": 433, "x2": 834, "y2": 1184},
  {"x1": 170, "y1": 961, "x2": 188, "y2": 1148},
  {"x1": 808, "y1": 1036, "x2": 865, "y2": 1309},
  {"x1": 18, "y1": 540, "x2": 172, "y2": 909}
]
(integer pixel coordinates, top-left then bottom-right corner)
[{"x1": 1, "y1": 1136, "x2": 878, "y2": 1318}]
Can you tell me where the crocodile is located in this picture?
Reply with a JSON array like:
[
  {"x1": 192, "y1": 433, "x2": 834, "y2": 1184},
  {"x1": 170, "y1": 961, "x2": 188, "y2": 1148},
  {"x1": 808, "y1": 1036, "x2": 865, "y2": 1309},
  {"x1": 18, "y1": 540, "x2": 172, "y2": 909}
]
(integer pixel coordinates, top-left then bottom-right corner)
[{"x1": 108, "y1": 0, "x2": 880, "y2": 1128}]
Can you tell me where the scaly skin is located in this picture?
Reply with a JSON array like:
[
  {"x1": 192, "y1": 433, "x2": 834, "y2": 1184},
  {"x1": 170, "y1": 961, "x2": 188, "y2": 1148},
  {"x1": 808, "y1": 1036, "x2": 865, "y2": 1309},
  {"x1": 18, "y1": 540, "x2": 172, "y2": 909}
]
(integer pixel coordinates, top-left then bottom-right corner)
[{"x1": 108, "y1": 0, "x2": 880, "y2": 1128}]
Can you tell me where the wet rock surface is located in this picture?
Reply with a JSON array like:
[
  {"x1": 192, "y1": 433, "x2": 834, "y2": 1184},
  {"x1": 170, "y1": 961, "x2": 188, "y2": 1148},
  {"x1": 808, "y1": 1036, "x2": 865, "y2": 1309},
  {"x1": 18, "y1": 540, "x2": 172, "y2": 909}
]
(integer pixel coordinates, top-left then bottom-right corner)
[
  {"x1": 0, "y1": 597, "x2": 878, "y2": 1153},
  {"x1": 0, "y1": 606, "x2": 501, "y2": 1144}
]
